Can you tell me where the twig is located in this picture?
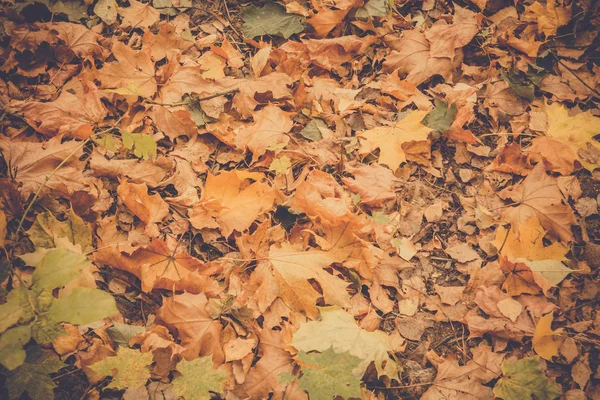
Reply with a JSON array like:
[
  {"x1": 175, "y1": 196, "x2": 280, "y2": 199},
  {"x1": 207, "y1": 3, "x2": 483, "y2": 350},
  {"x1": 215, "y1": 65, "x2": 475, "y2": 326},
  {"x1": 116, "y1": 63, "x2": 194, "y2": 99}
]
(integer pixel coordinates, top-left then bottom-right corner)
[
  {"x1": 144, "y1": 88, "x2": 240, "y2": 107},
  {"x1": 552, "y1": 53, "x2": 600, "y2": 98}
]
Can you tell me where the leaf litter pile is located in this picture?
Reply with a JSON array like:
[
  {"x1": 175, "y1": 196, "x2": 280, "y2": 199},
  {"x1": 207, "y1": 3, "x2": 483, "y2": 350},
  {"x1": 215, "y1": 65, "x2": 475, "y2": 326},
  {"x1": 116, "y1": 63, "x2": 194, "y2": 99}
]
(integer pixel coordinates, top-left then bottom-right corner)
[{"x1": 0, "y1": 0, "x2": 599, "y2": 399}]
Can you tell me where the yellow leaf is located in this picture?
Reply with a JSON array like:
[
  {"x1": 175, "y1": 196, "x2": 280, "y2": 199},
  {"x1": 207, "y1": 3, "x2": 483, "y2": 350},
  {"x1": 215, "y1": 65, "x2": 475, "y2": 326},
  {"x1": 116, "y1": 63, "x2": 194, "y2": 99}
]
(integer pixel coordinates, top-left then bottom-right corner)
[
  {"x1": 533, "y1": 313, "x2": 563, "y2": 360},
  {"x1": 544, "y1": 102, "x2": 600, "y2": 171},
  {"x1": 494, "y1": 216, "x2": 568, "y2": 261},
  {"x1": 358, "y1": 111, "x2": 432, "y2": 170},
  {"x1": 189, "y1": 171, "x2": 276, "y2": 237},
  {"x1": 268, "y1": 243, "x2": 351, "y2": 318}
]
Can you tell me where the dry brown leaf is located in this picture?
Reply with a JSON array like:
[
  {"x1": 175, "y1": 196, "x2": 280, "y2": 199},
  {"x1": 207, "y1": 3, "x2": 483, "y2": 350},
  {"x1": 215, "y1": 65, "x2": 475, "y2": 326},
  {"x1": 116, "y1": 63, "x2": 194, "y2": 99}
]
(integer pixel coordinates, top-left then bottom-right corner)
[
  {"x1": 116, "y1": 179, "x2": 169, "y2": 237},
  {"x1": 118, "y1": 0, "x2": 160, "y2": 29},
  {"x1": 96, "y1": 41, "x2": 157, "y2": 98},
  {"x1": 10, "y1": 81, "x2": 106, "y2": 139},
  {"x1": 499, "y1": 163, "x2": 576, "y2": 242},
  {"x1": 342, "y1": 164, "x2": 396, "y2": 206},
  {"x1": 157, "y1": 292, "x2": 224, "y2": 362},
  {"x1": 425, "y1": 6, "x2": 481, "y2": 59},
  {"x1": 383, "y1": 30, "x2": 454, "y2": 85},
  {"x1": 234, "y1": 105, "x2": 293, "y2": 162}
]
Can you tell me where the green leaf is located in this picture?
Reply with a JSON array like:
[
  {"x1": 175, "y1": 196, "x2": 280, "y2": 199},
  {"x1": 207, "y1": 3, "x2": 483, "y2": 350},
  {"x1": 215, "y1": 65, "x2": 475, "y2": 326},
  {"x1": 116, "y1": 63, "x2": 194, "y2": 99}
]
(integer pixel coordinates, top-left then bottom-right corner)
[
  {"x1": 95, "y1": 133, "x2": 118, "y2": 152},
  {"x1": 269, "y1": 156, "x2": 292, "y2": 175},
  {"x1": 291, "y1": 306, "x2": 400, "y2": 379},
  {"x1": 31, "y1": 315, "x2": 66, "y2": 344},
  {"x1": 172, "y1": 356, "x2": 228, "y2": 400},
  {"x1": 300, "y1": 119, "x2": 327, "y2": 141},
  {"x1": 0, "y1": 325, "x2": 31, "y2": 370},
  {"x1": 369, "y1": 211, "x2": 390, "y2": 225},
  {"x1": 26, "y1": 209, "x2": 92, "y2": 252},
  {"x1": 0, "y1": 286, "x2": 35, "y2": 335},
  {"x1": 30, "y1": 249, "x2": 92, "y2": 293},
  {"x1": 121, "y1": 131, "x2": 157, "y2": 161},
  {"x1": 296, "y1": 348, "x2": 363, "y2": 400},
  {"x1": 106, "y1": 323, "x2": 146, "y2": 346},
  {"x1": 494, "y1": 356, "x2": 562, "y2": 400},
  {"x1": 242, "y1": 1, "x2": 305, "y2": 39},
  {"x1": 7, "y1": 346, "x2": 66, "y2": 400},
  {"x1": 49, "y1": 287, "x2": 118, "y2": 326},
  {"x1": 356, "y1": 0, "x2": 390, "y2": 18},
  {"x1": 89, "y1": 347, "x2": 153, "y2": 390},
  {"x1": 421, "y1": 100, "x2": 457, "y2": 133}
]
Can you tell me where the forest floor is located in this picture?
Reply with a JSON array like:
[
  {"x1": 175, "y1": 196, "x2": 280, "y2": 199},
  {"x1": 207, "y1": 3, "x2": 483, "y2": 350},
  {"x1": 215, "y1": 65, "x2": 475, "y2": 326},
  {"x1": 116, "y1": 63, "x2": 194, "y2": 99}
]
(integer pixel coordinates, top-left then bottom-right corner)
[{"x1": 0, "y1": 0, "x2": 599, "y2": 399}]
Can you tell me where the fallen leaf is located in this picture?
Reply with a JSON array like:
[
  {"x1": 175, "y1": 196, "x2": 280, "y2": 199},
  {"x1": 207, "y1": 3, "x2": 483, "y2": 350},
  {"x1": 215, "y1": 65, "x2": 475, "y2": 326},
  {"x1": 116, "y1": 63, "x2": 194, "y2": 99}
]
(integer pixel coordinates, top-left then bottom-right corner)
[
  {"x1": 342, "y1": 164, "x2": 396, "y2": 206},
  {"x1": 533, "y1": 313, "x2": 563, "y2": 360},
  {"x1": 268, "y1": 243, "x2": 350, "y2": 318},
  {"x1": 96, "y1": 42, "x2": 157, "y2": 98},
  {"x1": 189, "y1": 170, "x2": 276, "y2": 237},
  {"x1": 525, "y1": 1, "x2": 571, "y2": 37},
  {"x1": 116, "y1": 179, "x2": 169, "y2": 237},
  {"x1": 543, "y1": 102, "x2": 600, "y2": 171},
  {"x1": 499, "y1": 163, "x2": 576, "y2": 242},
  {"x1": 171, "y1": 357, "x2": 228, "y2": 400},
  {"x1": 497, "y1": 297, "x2": 523, "y2": 322},
  {"x1": 10, "y1": 82, "x2": 106, "y2": 139},
  {"x1": 157, "y1": 292, "x2": 224, "y2": 362},
  {"x1": 242, "y1": 1, "x2": 305, "y2": 39},
  {"x1": 234, "y1": 105, "x2": 293, "y2": 161},
  {"x1": 494, "y1": 356, "x2": 562, "y2": 400},
  {"x1": 291, "y1": 306, "x2": 399, "y2": 379},
  {"x1": 358, "y1": 110, "x2": 432, "y2": 170},
  {"x1": 118, "y1": 0, "x2": 160, "y2": 28},
  {"x1": 88, "y1": 347, "x2": 153, "y2": 389},
  {"x1": 383, "y1": 30, "x2": 454, "y2": 85}
]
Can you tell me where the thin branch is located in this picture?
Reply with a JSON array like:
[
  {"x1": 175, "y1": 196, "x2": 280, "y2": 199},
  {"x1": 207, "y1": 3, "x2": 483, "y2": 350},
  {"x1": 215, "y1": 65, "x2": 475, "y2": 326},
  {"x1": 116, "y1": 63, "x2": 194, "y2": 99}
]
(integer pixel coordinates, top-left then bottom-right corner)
[{"x1": 144, "y1": 88, "x2": 240, "y2": 107}]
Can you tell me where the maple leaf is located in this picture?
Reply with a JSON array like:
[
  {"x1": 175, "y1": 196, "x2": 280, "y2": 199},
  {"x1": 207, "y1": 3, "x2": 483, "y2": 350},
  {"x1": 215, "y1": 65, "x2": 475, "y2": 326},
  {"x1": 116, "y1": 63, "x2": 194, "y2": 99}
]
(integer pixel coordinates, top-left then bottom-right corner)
[
  {"x1": 94, "y1": 238, "x2": 207, "y2": 292},
  {"x1": 234, "y1": 105, "x2": 293, "y2": 162},
  {"x1": 242, "y1": 327, "x2": 301, "y2": 399},
  {"x1": 48, "y1": 22, "x2": 105, "y2": 59},
  {"x1": 499, "y1": 256, "x2": 542, "y2": 296},
  {"x1": 118, "y1": 0, "x2": 160, "y2": 28},
  {"x1": 96, "y1": 41, "x2": 157, "y2": 98},
  {"x1": 291, "y1": 306, "x2": 399, "y2": 379},
  {"x1": 307, "y1": 6, "x2": 349, "y2": 37},
  {"x1": 232, "y1": 72, "x2": 294, "y2": 118},
  {"x1": 494, "y1": 356, "x2": 562, "y2": 400},
  {"x1": 529, "y1": 137, "x2": 578, "y2": 176},
  {"x1": 116, "y1": 179, "x2": 169, "y2": 237},
  {"x1": 142, "y1": 24, "x2": 193, "y2": 61},
  {"x1": 10, "y1": 81, "x2": 106, "y2": 139},
  {"x1": 89, "y1": 347, "x2": 153, "y2": 389},
  {"x1": 7, "y1": 347, "x2": 66, "y2": 400},
  {"x1": 543, "y1": 102, "x2": 600, "y2": 171},
  {"x1": 242, "y1": 1, "x2": 305, "y2": 39},
  {"x1": 358, "y1": 110, "x2": 432, "y2": 170},
  {"x1": 189, "y1": 170, "x2": 276, "y2": 237},
  {"x1": 157, "y1": 292, "x2": 224, "y2": 362},
  {"x1": 494, "y1": 217, "x2": 568, "y2": 262},
  {"x1": 488, "y1": 142, "x2": 533, "y2": 175},
  {"x1": 268, "y1": 243, "x2": 351, "y2": 318},
  {"x1": 421, "y1": 351, "x2": 499, "y2": 400},
  {"x1": 533, "y1": 313, "x2": 564, "y2": 360},
  {"x1": 89, "y1": 149, "x2": 170, "y2": 187},
  {"x1": 424, "y1": 6, "x2": 481, "y2": 59},
  {"x1": 383, "y1": 30, "x2": 454, "y2": 85},
  {"x1": 289, "y1": 347, "x2": 363, "y2": 400},
  {"x1": 498, "y1": 163, "x2": 576, "y2": 242},
  {"x1": 26, "y1": 209, "x2": 92, "y2": 252},
  {"x1": 524, "y1": 1, "x2": 571, "y2": 37},
  {"x1": 0, "y1": 135, "x2": 88, "y2": 200},
  {"x1": 342, "y1": 164, "x2": 396, "y2": 207},
  {"x1": 171, "y1": 357, "x2": 228, "y2": 400}
]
